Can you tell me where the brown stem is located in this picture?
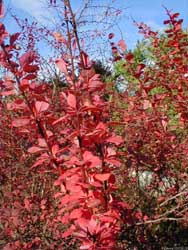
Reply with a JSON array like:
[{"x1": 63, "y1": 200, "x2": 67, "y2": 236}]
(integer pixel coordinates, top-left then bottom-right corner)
[
  {"x1": 63, "y1": 0, "x2": 89, "y2": 183},
  {"x1": 63, "y1": 0, "x2": 84, "y2": 67},
  {"x1": 64, "y1": 3, "x2": 76, "y2": 81}
]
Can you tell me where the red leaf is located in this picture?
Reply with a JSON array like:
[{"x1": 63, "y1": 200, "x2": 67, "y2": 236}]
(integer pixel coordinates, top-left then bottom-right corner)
[
  {"x1": 10, "y1": 33, "x2": 20, "y2": 45},
  {"x1": 80, "y1": 51, "x2": 92, "y2": 69},
  {"x1": 7, "y1": 99, "x2": 27, "y2": 111},
  {"x1": 3, "y1": 244, "x2": 12, "y2": 250},
  {"x1": 94, "y1": 173, "x2": 111, "y2": 182},
  {"x1": 23, "y1": 64, "x2": 39, "y2": 73},
  {"x1": 104, "y1": 158, "x2": 121, "y2": 167},
  {"x1": 19, "y1": 51, "x2": 36, "y2": 67},
  {"x1": 55, "y1": 58, "x2": 68, "y2": 74},
  {"x1": 23, "y1": 73, "x2": 37, "y2": 80},
  {"x1": 2, "y1": 77, "x2": 14, "y2": 88},
  {"x1": 72, "y1": 38, "x2": 77, "y2": 50},
  {"x1": 52, "y1": 115, "x2": 69, "y2": 125},
  {"x1": 28, "y1": 146, "x2": 45, "y2": 154},
  {"x1": 0, "y1": 0, "x2": 4, "y2": 19},
  {"x1": 143, "y1": 215, "x2": 149, "y2": 221},
  {"x1": 38, "y1": 138, "x2": 47, "y2": 147},
  {"x1": 46, "y1": 130, "x2": 53, "y2": 137},
  {"x1": 34, "y1": 101, "x2": 49, "y2": 113},
  {"x1": 52, "y1": 144, "x2": 59, "y2": 157},
  {"x1": 164, "y1": 20, "x2": 170, "y2": 25},
  {"x1": 161, "y1": 119, "x2": 167, "y2": 131},
  {"x1": 0, "y1": 23, "x2": 7, "y2": 43},
  {"x1": 143, "y1": 100, "x2": 152, "y2": 110},
  {"x1": 24, "y1": 198, "x2": 32, "y2": 211},
  {"x1": 83, "y1": 151, "x2": 102, "y2": 168},
  {"x1": 175, "y1": 22, "x2": 182, "y2": 32},
  {"x1": 80, "y1": 68, "x2": 96, "y2": 82},
  {"x1": 125, "y1": 52, "x2": 134, "y2": 62},
  {"x1": 62, "y1": 225, "x2": 76, "y2": 238},
  {"x1": 67, "y1": 93, "x2": 77, "y2": 109},
  {"x1": 108, "y1": 33, "x2": 115, "y2": 39},
  {"x1": 0, "y1": 90, "x2": 15, "y2": 96},
  {"x1": 31, "y1": 153, "x2": 50, "y2": 168},
  {"x1": 12, "y1": 118, "x2": 30, "y2": 127},
  {"x1": 69, "y1": 208, "x2": 83, "y2": 219},
  {"x1": 112, "y1": 46, "x2": 118, "y2": 54},
  {"x1": 53, "y1": 31, "x2": 67, "y2": 44},
  {"x1": 118, "y1": 39, "x2": 127, "y2": 52},
  {"x1": 88, "y1": 74, "x2": 104, "y2": 91},
  {"x1": 136, "y1": 63, "x2": 145, "y2": 73},
  {"x1": 170, "y1": 12, "x2": 179, "y2": 19},
  {"x1": 106, "y1": 135, "x2": 124, "y2": 145},
  {"x1": 20, "y1": 79, "x2": 29, "y2": 91},
  {"x1": 157, "y1": 196, "x2": 165, "y2": 203}
]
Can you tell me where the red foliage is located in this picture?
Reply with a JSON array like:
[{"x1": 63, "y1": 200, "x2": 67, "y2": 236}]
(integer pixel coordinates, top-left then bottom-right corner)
[{"x1": 0, "y1": 4, "x2": 188, "y2": 249}]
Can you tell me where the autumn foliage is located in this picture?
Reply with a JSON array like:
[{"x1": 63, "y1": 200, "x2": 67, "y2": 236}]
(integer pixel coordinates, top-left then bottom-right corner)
[{"x1": 0, "y1": 1, "x2": 188, "y2": 249}]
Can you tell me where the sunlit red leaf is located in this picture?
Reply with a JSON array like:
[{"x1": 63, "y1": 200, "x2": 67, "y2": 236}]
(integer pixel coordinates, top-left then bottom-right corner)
[
  {"x1": 19, "y1": 51, "x2": 36, "y2": 67},
  {"x1": 94, "y1": 173, "x2": 111, "y2": 182},
  {"x1": 104, "y1": 158, "x2": 121, "y2": 167},
  {"x1": 88, "y1": 74, "x2": 104, "y2": 91},
  {"x1": 67, "y1": 93, "x2": 77, "y2": 109},
  {"x1": 136, "y1": 63, "x2": 145, "y2": 73},
  {"x1": 12, "y1": 118, "x2": 30, "y2": 127},
  {"x1": 106, "y1": 135, "x2": 124, "y2": 145},
  {"x1": 52, "y1": 144, "x2": 59, "y2": 157},
  {"x1": 31, "y1": 153, "x2": 50, "y2": 168},
  {"x1": 83, "y1": 151, "x2": 102, "y2": 168},
  {"x1": 118, "y1": 39, "x2": 127, "y2": 52},
  {"x1": 34, "y1": 101, "x2": 49, "y2": 113},
  {"x1": 69, "y1": 208, "x2": 83, "y2": 220},
  {"x1": 161, "y1": 119, "x2": 167, "y2": 131},
  {"x1": 53, "y1": 31, "x2": 67, "y2": 44},
  {"x1": 175, "y1": 22, "x2": 182, "y2": 32},
  {"x1": 24, "y1": 198, "x2": 32, "y2": 212},
  {"x1": 0, "y1": 0, "x2": 4, "y2": 19},
  {"x1": 6, "y1": 99, "x2": 27, "y2": 111},
  {"x1": 38, "y1": 138, "x2": 47, "y2": 147},
  {"x1": 80, "y1": 67, "x2": 95, "y2": 82},
  {"x1": 55, "y1": 58, "x2": 68, "y2": 74},
  {"x1": 28, "y1": 146, "x2": 45, "y2": 154},
  {"x1": 2, "y1": 77, "x2": 15, "y2": 88},
  {"x1": 0, "y1": 90, "x2": 15, "y2": 96},
  {"x1": 62, "y1": 225, "x2": 76, "y2": 238},
  {"x1": 143, "y1": 100, "x2": 152, "y2": 110},
  {"x1": 157, "y1": 196, "x2": 165, "y2": 203},
  {"x1": 20, "y1": 79, "x2": 29, "y2": 91},
  {"x1": 52, "y1": 115, "x2": 69, "y2": 125}
]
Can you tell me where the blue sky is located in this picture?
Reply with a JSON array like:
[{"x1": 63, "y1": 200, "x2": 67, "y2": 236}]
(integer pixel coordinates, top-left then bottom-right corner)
[
  {"x1": 2, "y1": 0, "x2": 188, "y2": 56},
  {"x1": 123, "y1": 0, "x2": 188, "y2": 48}
]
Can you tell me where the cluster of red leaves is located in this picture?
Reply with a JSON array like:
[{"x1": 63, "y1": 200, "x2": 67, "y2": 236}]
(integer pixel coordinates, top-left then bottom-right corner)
[
  {"x1": 0, "y1": 6, "x2": 127, "y2": 249},
  {"x1": 1, "y1": 1, "x2": 188, "y2": 248}
]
